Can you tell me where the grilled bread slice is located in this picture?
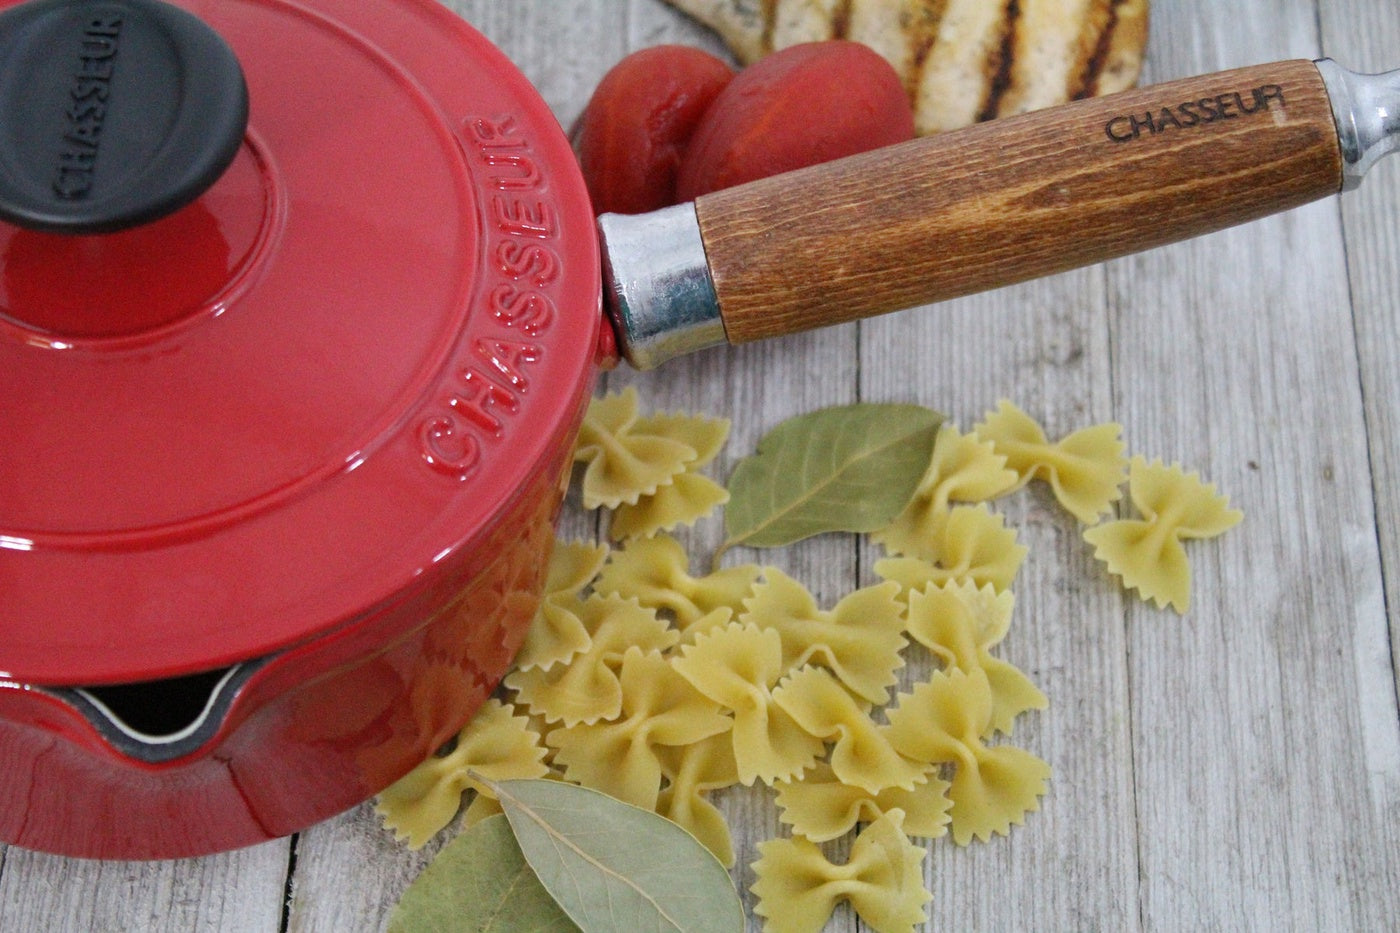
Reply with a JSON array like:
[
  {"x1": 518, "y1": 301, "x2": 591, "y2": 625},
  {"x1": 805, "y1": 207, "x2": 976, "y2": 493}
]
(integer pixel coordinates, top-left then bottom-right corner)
[{"x1": 661, "y1": 0, "x2": 1148, "y2": 133}]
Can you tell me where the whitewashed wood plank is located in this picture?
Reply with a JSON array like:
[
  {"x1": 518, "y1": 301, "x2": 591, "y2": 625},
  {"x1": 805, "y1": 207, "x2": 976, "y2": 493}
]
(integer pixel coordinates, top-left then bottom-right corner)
[
  {"x1": 1320, "y1": 0, "x2": 1400, "y2": 747},
  {"x1": 284, "y1": 808, "x2": 440, "y2": 933},
  {"x1": 1112, "y1": 1, "x2": 1400, "y2": 930},
  {"x1": 447, "y1": 0, "x2": 628, "y2": 129},
  {"x1": 0, "y1": 842, "x2": 288, "y2": 933},
  {"x1": 629, "y1": 0, "x2": 732, "y2": 59}
]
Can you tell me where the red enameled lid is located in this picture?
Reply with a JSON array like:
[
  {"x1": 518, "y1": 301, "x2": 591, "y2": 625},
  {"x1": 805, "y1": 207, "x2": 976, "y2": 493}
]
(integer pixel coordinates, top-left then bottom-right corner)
[{"x1": 0, "y1": 0, "x2": 602, "y2": 684}]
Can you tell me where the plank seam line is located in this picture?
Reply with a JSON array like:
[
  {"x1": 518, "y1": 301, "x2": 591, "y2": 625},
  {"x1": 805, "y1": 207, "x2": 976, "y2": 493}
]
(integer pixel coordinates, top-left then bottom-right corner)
[
  {"x1": 279, "y1": 833, "x2": 300, "y2": 933},
  {"x1": 1331, "y1": 196, "x2": 1400, "y2": 733},
  {"x1": 1102, "y1": 256, "x2": 1147, "y2": 933}
]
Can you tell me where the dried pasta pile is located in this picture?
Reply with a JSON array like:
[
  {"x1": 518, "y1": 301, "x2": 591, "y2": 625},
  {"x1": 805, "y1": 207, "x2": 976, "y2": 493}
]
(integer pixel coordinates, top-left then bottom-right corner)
[{"x1": 378, "y1": 390, "x2": 1240, "y2": 933}]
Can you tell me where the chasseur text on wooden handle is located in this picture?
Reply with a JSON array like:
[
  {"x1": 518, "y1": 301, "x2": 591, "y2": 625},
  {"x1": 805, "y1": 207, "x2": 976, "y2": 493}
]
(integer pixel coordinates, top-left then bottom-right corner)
[{"x1": 599, "y1": 59, "x2": 1397, "y2": 369}]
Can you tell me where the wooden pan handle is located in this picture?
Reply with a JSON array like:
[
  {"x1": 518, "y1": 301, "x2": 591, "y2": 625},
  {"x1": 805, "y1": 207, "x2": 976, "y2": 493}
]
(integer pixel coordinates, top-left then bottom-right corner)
[{"x1": 695, "y1": 60, "x2": 1343, "y2": 344}]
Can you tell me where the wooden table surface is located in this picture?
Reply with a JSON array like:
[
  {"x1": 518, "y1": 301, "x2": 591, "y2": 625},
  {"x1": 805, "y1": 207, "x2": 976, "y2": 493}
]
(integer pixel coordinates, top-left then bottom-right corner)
[{"x1": 4, "y1": 1, "x2": 1399, "y2": 930}]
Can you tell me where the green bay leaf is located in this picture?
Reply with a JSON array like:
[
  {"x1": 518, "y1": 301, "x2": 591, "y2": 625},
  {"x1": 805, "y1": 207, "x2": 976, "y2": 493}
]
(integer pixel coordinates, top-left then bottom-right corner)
[
  {"x1": 722, "y1": 403, "x2": 944, "y2": 552},
  {"x1": 487, "y1": 778, "x2": 744, "y2": 933},
  {"x1": 387, "y1": 814, "x2": 580, "y2": 933}
]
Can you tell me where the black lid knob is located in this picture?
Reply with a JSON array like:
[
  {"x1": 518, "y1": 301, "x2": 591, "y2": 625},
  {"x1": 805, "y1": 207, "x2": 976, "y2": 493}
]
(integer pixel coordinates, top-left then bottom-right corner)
[{"x1": 0, "y1": 0, "x2": 248, "y2": 234}]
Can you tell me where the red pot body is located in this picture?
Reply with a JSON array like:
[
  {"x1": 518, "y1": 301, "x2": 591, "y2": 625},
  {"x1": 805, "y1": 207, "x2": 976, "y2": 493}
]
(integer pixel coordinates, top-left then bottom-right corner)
[
  {"x1": 0, "y1": 0, "x2": 603, "y2": 858},
  {"x1": 0, "y1": 452, "x2": 573, "y2": 859}
]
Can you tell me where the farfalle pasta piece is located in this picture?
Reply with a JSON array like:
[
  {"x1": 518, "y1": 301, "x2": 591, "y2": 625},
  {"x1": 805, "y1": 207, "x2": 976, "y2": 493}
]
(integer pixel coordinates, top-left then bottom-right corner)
[
  {"x1": 671, "y1": 622, "x2": 824, "y2": 785},
  {"x1": 610, "y1": 412, "x2": 732, "y2": 540},
  {"x1": 609, "y1": 471, "x2": 731, "y2": 540},
  {"x1": 512, "y1": 539, "x2": 608, "y2": 672},
  {"x1": 1083, "y1": 456, "x2": 1243, "y2": 613},
  {"x1": 772, "y1": 666, "x2": 926, "y2": 793},
  {"x1": 875, "y1": 504, "x2": 1027, "y2": 594},
  {"x1": 906, "y1": 581, "x2": 1047, "y2": 736},
  {"x1": 572, "y1": 388, "x2": 698, "y2": 509},
  {"x1": 874, "y1": 424, "x2": 1019, "y2": 558},
  {"x1": 546, "y1": 648, "x2": 730, "y2": 811},
  {"x1": 675, "y1": 606, "x2": 736, "y2": 645},
  {"x1": 595, "y1": 533, "x2": 760, "y2": 634},
  {"x1": 751, "y1": 810, "x2": 931, "y2": 933},
  {"x1": 521, "y1": 708, "x2": 558, "y2": 769},
  {"x1": 375, "y1": 699, "x2": 549, "y2": 849},
  {"x1": 773, "y1": 763, "x2": 951, "y2": 842},
  {"x1": 504, "y1": 594, "x2": 677, "y2": 726},
  {"x1": 739, "y1": 570, "x2": 906, "y2": 704},
  {"x1": 657, "y1": 732, "x2": 742, "y2": 867},
  {"x1": 883, "y1": 668, "x2": 1051, "y2": 846},
  {"x1": 974, "y1": 399, "x2": 1127, "y2": 524},
  {"x1": 633, "y1": 411, "x2": 730, "y2": 463}
]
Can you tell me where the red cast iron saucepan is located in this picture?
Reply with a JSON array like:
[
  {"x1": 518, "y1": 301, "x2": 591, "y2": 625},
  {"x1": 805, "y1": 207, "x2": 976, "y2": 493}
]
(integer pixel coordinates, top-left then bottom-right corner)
[{"x1": 0, "y1": 0, "x2": 1394, "y2": 859}]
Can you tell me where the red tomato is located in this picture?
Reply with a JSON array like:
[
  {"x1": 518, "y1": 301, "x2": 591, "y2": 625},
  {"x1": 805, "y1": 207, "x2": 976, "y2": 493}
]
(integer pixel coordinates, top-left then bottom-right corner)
[
  {"x1": 676, "y1": 41, "x2": 915, "y2": 201},
  {"x1": 572, "y1": 45, "x2": 735, "y2": 215}
]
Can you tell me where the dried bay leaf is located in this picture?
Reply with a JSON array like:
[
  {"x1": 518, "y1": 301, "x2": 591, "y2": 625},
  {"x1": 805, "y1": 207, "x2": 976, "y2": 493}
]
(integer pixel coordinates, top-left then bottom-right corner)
[
  {"x1": 486, "y1": 777, "x2": 745, "y2": 933},
  {"x1": 387, "y1": 814, "x2": 579, "y2": 933},
  {"x1": 721, "y1": 403, "x2": 944, "y2": 554}
]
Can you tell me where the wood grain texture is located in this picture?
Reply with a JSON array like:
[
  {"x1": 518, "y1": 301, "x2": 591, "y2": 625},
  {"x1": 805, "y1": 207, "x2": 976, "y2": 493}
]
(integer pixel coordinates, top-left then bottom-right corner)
[
  {"x1": 1112, "y1": 2, "x2": 1400, "y2": 931},
  {"x1": 1320, "y1": 0, "x2": 1400, "y2": 713},
  {"x1": 699, "y1": 59, "x2": 1343, "y2": 344},
  {"x1": 0, "y1": 843, "x2": 289, "y2": 932},
  {"x1": 2, "y1": 2, "x2": 1397, "y2": 932}
]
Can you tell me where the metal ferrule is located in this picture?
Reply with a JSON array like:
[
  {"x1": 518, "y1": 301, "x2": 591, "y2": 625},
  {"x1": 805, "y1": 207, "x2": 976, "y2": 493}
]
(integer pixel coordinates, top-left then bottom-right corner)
[
  {"x1": 598, "y1": 203, "x2": 725, "y2": 370},
  {"x1": 1316, "y1": 58, "x2": 1400, "y2": 190}
]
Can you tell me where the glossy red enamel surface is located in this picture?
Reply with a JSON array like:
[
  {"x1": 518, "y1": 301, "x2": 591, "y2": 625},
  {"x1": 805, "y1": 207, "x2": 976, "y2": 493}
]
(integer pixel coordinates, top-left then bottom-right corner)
[
  {"x1": 0, "y1": 468, "x2": 560, "y2": 858},
  {"x1": 0, "y1": 0, "x2": 602, "y2": 685}
]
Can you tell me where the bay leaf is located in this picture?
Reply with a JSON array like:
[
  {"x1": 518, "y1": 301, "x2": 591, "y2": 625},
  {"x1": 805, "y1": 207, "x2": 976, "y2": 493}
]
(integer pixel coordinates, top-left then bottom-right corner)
[
  {"x1": 485, "y1": 777, "x2": 744, "y2": 933},
  {"x1": 721, "y1": 403, "x2": 944, "y2": 553},
  {"x1": 387, "y1": 814, "x2": 580, "y2": 933}
]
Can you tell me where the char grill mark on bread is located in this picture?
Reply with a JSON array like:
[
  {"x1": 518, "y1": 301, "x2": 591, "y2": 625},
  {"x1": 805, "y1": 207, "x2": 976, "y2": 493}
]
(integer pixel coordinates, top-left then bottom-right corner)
[
  {"x1": 663, "y1": 0, "x2": 1148, "y2": 133},
  {"x1": 979, "y1": 0, "x2": 1021, "y2": 123}
]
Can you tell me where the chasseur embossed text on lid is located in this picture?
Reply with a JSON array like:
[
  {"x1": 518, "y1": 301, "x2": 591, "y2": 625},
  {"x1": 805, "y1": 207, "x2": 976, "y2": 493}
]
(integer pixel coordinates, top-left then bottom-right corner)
[
  {"x1": 53, "y1": 10, "x2": 123, "y2": 199},
  {"x1": 0, "y1": 0, "x2": 247, "y2": 232}
]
